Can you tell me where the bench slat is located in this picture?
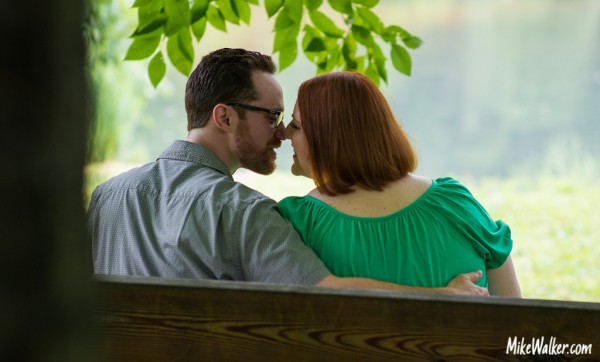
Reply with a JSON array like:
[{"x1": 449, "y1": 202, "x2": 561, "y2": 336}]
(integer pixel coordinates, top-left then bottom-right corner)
[{"x1": 93, "y1": 275, "x2": 599, "y2": 361}]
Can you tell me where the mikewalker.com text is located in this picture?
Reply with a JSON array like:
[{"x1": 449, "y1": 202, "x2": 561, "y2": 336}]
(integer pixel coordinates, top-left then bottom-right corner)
[{"x1": 506, "y1": 336, "x2": 592, "y2": 356}]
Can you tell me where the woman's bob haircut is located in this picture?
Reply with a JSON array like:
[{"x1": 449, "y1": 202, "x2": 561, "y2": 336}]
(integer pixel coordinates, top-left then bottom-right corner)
[{"x1": 297, "y1": 71, "x2": 417, "y2": 196}]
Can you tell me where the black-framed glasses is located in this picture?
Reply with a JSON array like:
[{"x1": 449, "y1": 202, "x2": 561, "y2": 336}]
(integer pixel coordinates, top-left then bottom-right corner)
[{"x1": 226, "y1": 102, "x2": 284, "y2": 129}]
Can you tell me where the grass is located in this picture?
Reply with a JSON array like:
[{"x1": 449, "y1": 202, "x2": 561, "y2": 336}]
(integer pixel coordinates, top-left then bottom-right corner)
[{"x1": 85, "y1": 164, "x2": 600, "y2": 303}]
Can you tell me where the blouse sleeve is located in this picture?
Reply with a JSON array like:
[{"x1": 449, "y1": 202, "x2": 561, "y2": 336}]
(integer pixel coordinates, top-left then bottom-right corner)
[
  {"x1": 278, "y1": 196, "x2": 312, "y2": 242},
  {"x1": 434, "y1": 177, "x2": 513, "y2": 270}
]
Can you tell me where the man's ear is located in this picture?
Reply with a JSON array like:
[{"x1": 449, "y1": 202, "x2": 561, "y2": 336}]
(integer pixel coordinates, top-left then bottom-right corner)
[{"x1": 212, "y1": 103, "x2": 232, "y2": 132}]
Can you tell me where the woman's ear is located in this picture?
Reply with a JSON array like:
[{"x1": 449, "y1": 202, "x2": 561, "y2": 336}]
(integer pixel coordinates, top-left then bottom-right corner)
[{"x1": 212, "y1": 103, "x2": 232, "y2": 132}]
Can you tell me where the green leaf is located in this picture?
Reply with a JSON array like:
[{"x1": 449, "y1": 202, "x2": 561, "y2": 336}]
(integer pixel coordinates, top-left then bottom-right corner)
[
  {"x1": 148, "y1": 51, "x2": 166, "y2": 88},
  {"x1": 167, "y1": 28, "x2": 194, "y2": 75},
  {"x1": 206, "y1": 4, "x2": 227, "y2": 32},
  {"x1": 179, "y1": 28, "x2": 194, "y2": 62},
  {"x1": 327, "y1": 0, "x2": 353, "y2": 15},
  {"x1": 325, "y1": 45, "x2": 342, "y2": 71},
  {"x1": 216, "y1": 0, "x2": 240, "y2": 25},
  {"x1": 279, "y1": 39, "x2": 298, "y2": 71},
  {"x1": 274, "y1": 17, "x2": 300, "y2": 66},
  {"x1": 403, "y1": 35, "x2": 423, "y2": 49},
  {"x1": 133, "y1": 0, "x2": 157, "y2": 7},
  {"x1": 233, "y1": 0, "x2": 251, "y2": 24},
  {"x1": 191, "y1": 0, "x2": 210, "y2": 23},
  {"x1": 351, "y1": 24, "x2": 373, "y2": 46},
  {"x1": 285, "y1": 0, "x2": 304, "y2": 18},
  {"x1": 276, "y1": 0, "x2": 303, "y2": 29},
  {"x1": 246, "y1": 0, "x2": 258, "y2": 4},
  {"x1": 312, "y1": 58, "x2": 326, "y2": 72},
  {"x1": 301, "y1": 25, "x2": 325, "y2": 61},
  {"x1": 303, "y1": 24, "x2": 323, "y2": 38},
  {"x1": 309, "y1": 10, "x2": 344, "y2": 38},
  {"x1": 370, "y1": 43, "x2": 387, "y2": 83},
  {"x1": 376, "y1": 59, "x2": 387, "y2": 83},
  {"x1": 265, "y1": 0, "x2": 283, "y2": 18},
  {"x1": 305, "y1": 37, "x2": 326, "y2": 52},
  {"x1": 302, "y1": 32, "x2": 315, "y2": 58},
  {"x1": 344, "y1": 59, "x2": 358, "y2": 71},
  {"x1": 342, "y1": 33, "x2": 357, "y2": 62},
  {"x1": 273, "y1": 21, "x2": 300, "y2": 52},
  {"x1": 356, "y1": 6, "x2": 383, "y2": 34},
  {"x1": 304, "y1": 0, "x2": 323, "y2": 11},
  {"x1": 392, "y1": 28, "x2": 423, "y2": 49},
  {"x1": 369, "y1": 37, "x2": 383, "y2": 57},
  {"x1": 164, "y1": 0, "x2": 190, "y2": 36},
  {"x1": 137, "y1": 0, "x2": 164, "y2": 29},
  {"x1": 125, "y1": 35, "x2": 162, "y2": 60},
  {"x1": 391, "y1": 43, "x2": 411, "y2": 76},
  {"x1": 354, "y1": 54, "x2": 366, "y2": 71},
  {"x1": 191, "y1": 16, "x2": 207, "y2": 40},
  {"x1": 131, "y1": 14, "x2": 167, "y2": 38},
  {"x1": 317, "y1": 59, "x2": 328, "y2": 71},
  {"x1": 273, "y1": 27, "x2": 286, "y2": 53},
  {"x1": 274, "y1": 9, "x2": 295, "y2": 30},
  {"x1": 365, "y1": 60, "x2": 380, "y2": 86},
  {"x1": 385, "y1": 25, "x2": 409, "y2": 38},
  {"x1": 351, "y1": 0, "x2": 378, "y2": 7}
]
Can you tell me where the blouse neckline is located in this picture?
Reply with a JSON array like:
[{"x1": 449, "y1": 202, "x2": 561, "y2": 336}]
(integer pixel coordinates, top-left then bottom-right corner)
[{"x1": 301, "y1": 179, "x2": 438, "y2": 221}]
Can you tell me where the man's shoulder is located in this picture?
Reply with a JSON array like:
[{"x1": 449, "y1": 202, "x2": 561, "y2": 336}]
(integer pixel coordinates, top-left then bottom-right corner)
[
  {"x1": 92, "y1": 162, "x2": 158, "y2": 193},
  {"x1": 213, "y1": 176, "x2": 276, "y2": 210}
]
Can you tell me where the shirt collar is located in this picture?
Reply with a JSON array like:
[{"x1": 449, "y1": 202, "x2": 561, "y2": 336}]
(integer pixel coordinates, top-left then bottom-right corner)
[{"x1": 158, "y1": 140, "x2": 233, "y2": 180}]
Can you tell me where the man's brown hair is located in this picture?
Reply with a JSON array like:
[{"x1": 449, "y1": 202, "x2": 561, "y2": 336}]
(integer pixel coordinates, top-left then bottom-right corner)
[{"x1": 185, "y1": 48, "x2": 276, "y2": 130}]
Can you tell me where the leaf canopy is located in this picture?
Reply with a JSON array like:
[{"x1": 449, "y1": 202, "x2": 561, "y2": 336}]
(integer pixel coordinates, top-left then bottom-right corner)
[{"x1": 123, "y1": 0, "x2": 422, "y2": 86}]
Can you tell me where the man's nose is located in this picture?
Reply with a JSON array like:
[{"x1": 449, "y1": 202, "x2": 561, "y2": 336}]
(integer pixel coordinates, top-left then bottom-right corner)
[{"x1": 274, "y1": 122, "x2": 287, "y2": 140}]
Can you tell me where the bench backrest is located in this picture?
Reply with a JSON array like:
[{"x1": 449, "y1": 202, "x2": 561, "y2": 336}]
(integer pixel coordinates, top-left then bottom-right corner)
[{"x1": 93, "y1": 275, "x2": 599, "y2": 361}]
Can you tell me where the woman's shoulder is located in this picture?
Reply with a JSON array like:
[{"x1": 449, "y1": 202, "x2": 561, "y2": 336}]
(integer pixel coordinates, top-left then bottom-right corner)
[
  {"x1": 429, "y1": 176, "x2": 476, "y2": 198},
  {"x1": 278, "y1": 194, "x2": 339, "y2": 234},
  {"x1": 278, "y1": 195, "x2": 307, "y2": 209},
  {"x1": 428, "y1": 176, "x2": 502, "y2": 227},
  {"x1": 280, "y1": 187, "x2": 319, "y2": 207},
  {"x1": 278, "y1": 193, "x2": 323, "y2": 217}
]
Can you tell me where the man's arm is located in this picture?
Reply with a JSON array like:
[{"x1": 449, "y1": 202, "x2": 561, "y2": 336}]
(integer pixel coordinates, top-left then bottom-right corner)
[{"x1": 316, "y1": 270, "x2": 489, "y2": 297}]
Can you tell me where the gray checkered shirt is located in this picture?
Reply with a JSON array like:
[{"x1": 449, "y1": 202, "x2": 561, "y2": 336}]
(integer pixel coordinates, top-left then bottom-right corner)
[{"x1": 88, "y1": 140, "x2": 330, "y2": 285}]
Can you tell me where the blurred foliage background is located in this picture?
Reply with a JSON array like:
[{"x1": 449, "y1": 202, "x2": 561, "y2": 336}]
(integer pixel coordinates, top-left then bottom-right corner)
[{"x1": 86, "y1": 0, "x2": 600, "y2": 302}]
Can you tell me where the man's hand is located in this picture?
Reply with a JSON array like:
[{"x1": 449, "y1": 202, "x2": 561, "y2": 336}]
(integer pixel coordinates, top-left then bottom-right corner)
[
  {"x1": 445, "y1": 270, "x2": 489, "y2": 296},
  {"x1": 317, "y1": 271, "x2": 489, "y2": 296}
]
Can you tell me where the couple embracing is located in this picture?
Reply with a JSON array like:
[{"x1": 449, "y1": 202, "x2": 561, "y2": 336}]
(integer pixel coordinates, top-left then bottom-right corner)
[{"x1": 89, "y1": 48, "x2": 520, "y2": 297}]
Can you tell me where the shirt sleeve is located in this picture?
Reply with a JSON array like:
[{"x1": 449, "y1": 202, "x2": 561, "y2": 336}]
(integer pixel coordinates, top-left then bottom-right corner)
[
  {"x1": 435, "y1": 177, "x2": 513, "y2": 270},
  {"x1": 232, "y1": 198, "x2": 331, "y2": 285}
]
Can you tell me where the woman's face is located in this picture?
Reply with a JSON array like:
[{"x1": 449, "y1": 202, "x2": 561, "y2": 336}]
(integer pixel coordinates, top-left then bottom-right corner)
[{"x1": 284, "y1": 102, "x2": 311, "y2": 178}]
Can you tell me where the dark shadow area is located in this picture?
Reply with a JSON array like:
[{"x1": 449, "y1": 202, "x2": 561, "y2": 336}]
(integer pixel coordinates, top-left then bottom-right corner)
[{"x1": 0, "y1": 0, "x2": 95, "y2": 360}]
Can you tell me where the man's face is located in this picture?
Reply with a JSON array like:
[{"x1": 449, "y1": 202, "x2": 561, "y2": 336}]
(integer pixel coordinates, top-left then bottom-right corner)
[{"x1": 233, "y1": 71, "x2": 285, "y2": 175}]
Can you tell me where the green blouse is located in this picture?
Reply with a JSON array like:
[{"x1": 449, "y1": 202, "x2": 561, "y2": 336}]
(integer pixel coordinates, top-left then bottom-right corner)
[{"x1": 278, "y1": 177, "x2": 512, "y2": 288}]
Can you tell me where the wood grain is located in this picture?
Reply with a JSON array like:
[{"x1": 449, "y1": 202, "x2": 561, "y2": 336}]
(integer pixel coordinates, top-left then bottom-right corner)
[{"x1": 92, "y1": 275, "x2": 600, "y2": 362}]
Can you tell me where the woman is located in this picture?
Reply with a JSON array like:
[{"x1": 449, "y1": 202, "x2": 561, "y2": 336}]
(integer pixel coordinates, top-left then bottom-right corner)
[{"x1": 279, "y1": 72, "x2": 521, "y2": 297}]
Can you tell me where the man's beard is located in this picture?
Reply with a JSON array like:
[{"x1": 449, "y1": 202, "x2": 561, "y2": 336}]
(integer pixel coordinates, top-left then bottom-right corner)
[{"x1": 235, "y1": 120, "x2": 279, "y2": 175}]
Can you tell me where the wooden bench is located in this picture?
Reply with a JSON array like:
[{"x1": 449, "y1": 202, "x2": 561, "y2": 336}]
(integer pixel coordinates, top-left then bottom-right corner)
[{"x1": 92, "y1": 275, "x2": 599, "y2": 361}]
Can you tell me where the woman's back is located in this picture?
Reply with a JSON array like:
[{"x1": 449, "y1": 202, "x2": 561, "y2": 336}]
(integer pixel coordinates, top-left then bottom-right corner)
[
  {"x1": 279, "y1": 177, "x2": 512, "y2": 288},
  {"x1": 308, "y1": 174, "x2": 432, "y2": 217}
]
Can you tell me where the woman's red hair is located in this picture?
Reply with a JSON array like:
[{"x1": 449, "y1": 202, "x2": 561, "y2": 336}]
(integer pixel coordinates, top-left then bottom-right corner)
[{"x1": 297, "y1": 71, "x2": 417, "y2": 196}]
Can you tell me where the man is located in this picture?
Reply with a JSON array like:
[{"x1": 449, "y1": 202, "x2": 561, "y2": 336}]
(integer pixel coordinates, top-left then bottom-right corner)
[{"x1": 89, "y1": 48, "x2": 487, "y2": 295}]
